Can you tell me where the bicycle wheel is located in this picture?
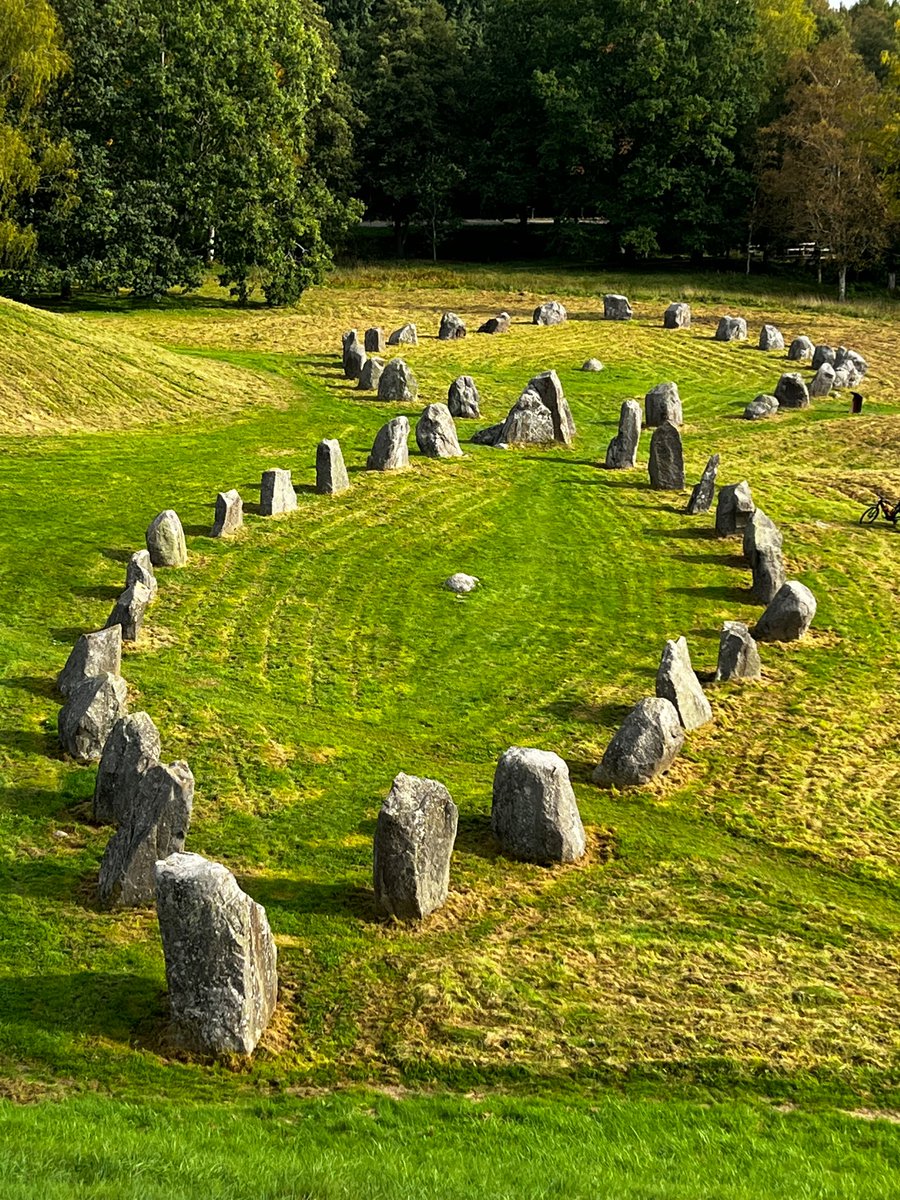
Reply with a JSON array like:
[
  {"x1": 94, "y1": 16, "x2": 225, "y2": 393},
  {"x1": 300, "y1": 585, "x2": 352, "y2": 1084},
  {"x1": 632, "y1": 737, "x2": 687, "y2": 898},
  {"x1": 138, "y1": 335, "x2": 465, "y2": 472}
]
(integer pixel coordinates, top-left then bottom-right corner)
[{"x1": 860, "y1": 504, "x2": 881, "y2": 525}]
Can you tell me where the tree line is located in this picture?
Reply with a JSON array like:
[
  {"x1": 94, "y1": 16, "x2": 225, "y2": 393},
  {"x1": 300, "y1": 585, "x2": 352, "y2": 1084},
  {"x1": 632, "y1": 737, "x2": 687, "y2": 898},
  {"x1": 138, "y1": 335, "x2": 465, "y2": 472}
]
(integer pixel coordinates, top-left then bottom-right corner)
[{"x1": 1, "y1": 0, "x2": 898, "y2": 303}]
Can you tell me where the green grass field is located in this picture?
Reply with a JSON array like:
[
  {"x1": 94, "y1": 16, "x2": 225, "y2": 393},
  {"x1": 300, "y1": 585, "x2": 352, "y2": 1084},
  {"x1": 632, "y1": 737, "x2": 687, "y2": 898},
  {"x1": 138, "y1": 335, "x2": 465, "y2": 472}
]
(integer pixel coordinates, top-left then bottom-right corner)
[{"x1": 2, "y1": 263, "x2": 900, "y2": 1196}]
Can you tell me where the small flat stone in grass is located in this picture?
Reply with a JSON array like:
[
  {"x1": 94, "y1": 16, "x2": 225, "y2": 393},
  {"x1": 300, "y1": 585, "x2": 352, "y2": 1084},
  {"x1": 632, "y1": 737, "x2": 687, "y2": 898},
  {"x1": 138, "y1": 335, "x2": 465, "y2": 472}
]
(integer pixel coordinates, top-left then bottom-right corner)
[
  {"x1": 582, "y1": 358, "x2": 604, "y2": 371},
  {"x1": 444, "y1": 573, "x2": 479, "y2": 594}
]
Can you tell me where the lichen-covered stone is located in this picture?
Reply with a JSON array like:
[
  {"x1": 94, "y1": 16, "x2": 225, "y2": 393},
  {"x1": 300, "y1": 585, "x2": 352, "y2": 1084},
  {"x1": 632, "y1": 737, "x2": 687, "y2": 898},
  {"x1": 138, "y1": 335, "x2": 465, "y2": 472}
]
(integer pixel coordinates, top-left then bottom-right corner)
[
  {"x1": 57, "y1": 626, "x2": 122, "y2": 698},
  {"x1": 715, "y1": 481, "x2": 755, "y2": 537},
  {"x1": 416, "y1": 404, "x2": 462, "y2": 458},
  {"x1": 211, "y1": 489, "x2": 243, "y2": 537},
  {"x1": 438, "y1": 312, "x2": 466, "y2": 340},
  {"x1": 58, "y1": 673, "x2": 128, "y2": 762},
  {"x1": 358, "y1": 356, "x2": 385, "y2": 392},
  {"x1": 593, "y1": 697, "x2": 684, "y2": 787},
  {"x1": 532, "y1": 300, "x2": 567, "y2": 326},
  {"x1": 388, "y1": 323, "x2": 418, "y2": 346},
  {"x1": 93, "y1": 711, "x2": 162, "y2": 825},
  {"x1": 500, "y1": 391, "x2": 554, "y2": 445},
  {"x1": 775, "y1": 373, "x2": 810, "y2": 409},
  {"x1": 715, "y1": 316, "x2": 747, "y2": 342},
  {"x1": 685, "y1": 454, "x2": 719, "y2": 515},
  {"x1": 604, "y1": 294, "x2": 633, "y2": 320},
  {"x1": 527, "y1": 370, "x2": 575, "y2": 444},
  {"x1": 373, "y1": 773, "x2": 458, "y2": 919},
  {"x1": 491, "y1": 747, "x2": 586, "y2": 864},
  {"x1": 105, "y1": 581, "x2": 152, "y2": 643},
  {"x1": 645, "y1": 382, "x2": 682, "y2": 427},
  {"x1": 126, "y1": 550, "x2": 158, "y2": 603},
  {"x1": 754, "y1": 581, "x2": 816, "y2": 642},
  {"x1": 146, "y1": 510, "x2": 187, "y2": 568},
  {"x1": 744, "y1": 394, "x2": 779, "y2": 420},
  {"x1": 715, "y1": 622, "x2": 761, "y2": 681},
  {"x1": 316, "y1": 439, "x2": 350, "y2": 494},
  {"x1": 759, "y1": 325, "x2": 784, "y2": 351},
  {"x1": 648, "y1": 421, "x2": 684, "y2": 490},
  {"x1": 367, "y1": 416, "x2": 410, "y2": 471},
  {"x1": 605, "y1": 400, "x2": 641, "y2": 470},
  {"x1": 655, "y1": 636, "x2": 712, "y2": 730},
  {"x1": 664, "y1": 303, "x2": 691, "y2": 329},
  {"x1": 447, "y1": 375, "x2": 480, "y2": 418},
  {"x1": 787, "y1": 336, "x2": 814, "y2": 362},
  {"x1": 259, "y1": 468, "x2": 297, "y2": 516},
  {"x1": 377, "y1": 358, "x2": 418, "y2": 403}
]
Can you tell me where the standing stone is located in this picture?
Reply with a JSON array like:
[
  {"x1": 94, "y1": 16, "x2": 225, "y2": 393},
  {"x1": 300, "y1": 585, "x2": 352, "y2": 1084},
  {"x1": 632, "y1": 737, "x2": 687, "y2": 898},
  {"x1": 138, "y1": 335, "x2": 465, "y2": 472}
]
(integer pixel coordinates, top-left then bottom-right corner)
[
  {"x1": 388, "y1": 323, "x2": 418, "y2": 346},
  {"x1": 105, "y1": 581, "x2": 152, "y2": 643},
  {"x1": 812, "y1": 344, "x2": 836, "y2": 370},
  {"x1": 500, "y1": 391, "x2": 554, "y2": 445},
  {"x1": 759, "y1": 325, "x2": 785, "y2": 351},
  {"x1": 715, "y1": 481, "x2": 755, "y2": 536},
  {"x1": 146, "y1": 510, "x2": 187, "y2": 568},
  {"x1": 685, "y1": 453, "x2": 719, "y2": 515},
  {"x1": 447, "y1": 375, "x2": 480, "y2": 418},
  {"x1": 644, "y1": 381, "x2": 683, "y2": 427},
  {"x1": 787, "y1": 336, "x2": 814, "y2": 362},
  {"x1": 98, "y1": 761, "x2": 194, "y2": 908},
  {"x1": 416, "y1": 404, "x2": 463, "y2": 458},
  {"x1": 664, "y1": 302, "x2": 691, "y2": 329},
  {"x1": 810, "y1": 363, "x2": 836, "y2": 398},
  {"x1": 648, "y1": 421, "x2": 685, "y2": 490},
  {"x1": 367, "y1": 416, "x2": 410, "y2": 471},
  {"x1": 58, "y1": 673, "x2": 128, "y2": 762},
  {"x1": 655, "y1": 636, "x2": 712, "y2": 731},
  {"x1": 835, "y1": 347, "x2": 867, "y2": 377},
  {"x1": 345, "y1": 341, "x2": 366, "y2": 381},
  {"x1": 211, "y1": 489, "x2": 243, "y2": 538},
  {"x1": 341, "y1": 329, "x2": 359, "y2": 374},
  {"x1": 259, "y1": 468, "x2": 297, "y2": 516},
  {"x1": 477, "y1": 312, "x2": 511, "y2": 334},
  {"x1": 754, "y1": 580, "x2": 816, "y2": 642},
  {"x1": 743, "y1": 394, "x2": 779, "y2": 420},
  {"x1": 357, "y1": 356, "x2": 385, "y2": 392},
  {"x1": 775, "y1": 372, "x2": 810, "y2": 409},
  {"x1": 743, "y1": 508, "x2": 786, "y2": 605},
  {"x1": 315, "y1": 439, "x2": 350, "y2": 494},
  {"x1": 715, "y1": 316, "x2": 747, "y2": 342},
  {"x1": 715, "y1": 622, "x2": 761, "y2": 681},
  {"x1": 592, "y1": 697, "x2": 684, "y2": 787},
  {"x1": 57, "y1": 626, "x2": 122, "y2": 698},
  {"x1": 528, "y1": 370, "x2": 576, "y2": 444},
  {"x1": 155, "y1": 852, "x2": 277, "y2": 1058},
  {"x1": 93, "y1": 711, "x2": 162, "y2": 825},
  {"x1": 364, "y1": 327, "x2": 385, "y2": 353},
  {"x1": 377, "y1": 358, "x2": 418, "y2": 402},
  {"x1": 833, "y1": 362, "x2": 861, "y2": 389},
  {"x1": 605, "y1": 400, "x2": 642, "y2": 470},
  {"x1": 126, "y1": 550, "x2": 158, "y2": 603},
  {"x1": 438, "y1": 312, "x2": 467, "y2": 340},
  {"x1": 491, "y1": 747, "x2": 586, "y2": 864},
  {"x1": 532, "y1": 300, "x2": 567, "y2": 326},
  {"x1": 373, "y1": 773, "x2": 458, "y2": 920},
  {"x1": 604, "y1": 294, "x2": 633, "y2": 320}
]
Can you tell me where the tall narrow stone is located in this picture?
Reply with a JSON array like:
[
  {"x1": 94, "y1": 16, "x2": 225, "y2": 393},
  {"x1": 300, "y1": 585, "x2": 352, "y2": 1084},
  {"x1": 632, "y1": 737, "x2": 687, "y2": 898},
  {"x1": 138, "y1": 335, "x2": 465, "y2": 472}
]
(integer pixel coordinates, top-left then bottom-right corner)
[
  {"x1": 648, "y1": 421, "x2": 684, "y2": 490},
  {"x1": 605, "y1": 400, "x2": 642, "y2": 469},
  {"x1": 686, "y1": 454, "x2": 719, "y2": 515},
  {"x1": 743, "y1": 509, "x2": 785, "y2": 604},
  {"x1": 528, "y1": 370, "x2": 576, "y2": 443},
  {"x1": 126, "y1": 550, "x2": 158, "y2": 603},
  {"x1": 715, "y1": 481, "x2": 755, "y2": 536},
  {"x1": 315, "y1": 439, "x2": 350, "y2": 494},
  {"x1": 93, "y1": 711, "x2": 162, "y2": 825},
  {"x1": 655, "y1": 636, "x2": 712, "y2": 730},
  {"x1": 364, "y1": 327, "x2": 385, "y2": 353},
  {"x1": 211, "y1": 490, "x2": 243, "y2": 537},
  {"x1": 373, "y1": 773, "x2": 458, "y2": 919},
  {"x1": 105, "y1": 581, "x2": 152, "y2": 643},
  {"x1": 259, "y1": 468, "x2": 297, "y2": 516}
]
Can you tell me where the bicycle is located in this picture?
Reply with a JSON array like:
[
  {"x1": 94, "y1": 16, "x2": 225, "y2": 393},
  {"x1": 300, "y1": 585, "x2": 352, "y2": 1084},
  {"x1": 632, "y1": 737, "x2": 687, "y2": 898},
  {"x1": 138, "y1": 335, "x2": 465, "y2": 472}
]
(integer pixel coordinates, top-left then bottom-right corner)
[{"x1": 859, "y1": 495, "x2": 900, "y2": 526}]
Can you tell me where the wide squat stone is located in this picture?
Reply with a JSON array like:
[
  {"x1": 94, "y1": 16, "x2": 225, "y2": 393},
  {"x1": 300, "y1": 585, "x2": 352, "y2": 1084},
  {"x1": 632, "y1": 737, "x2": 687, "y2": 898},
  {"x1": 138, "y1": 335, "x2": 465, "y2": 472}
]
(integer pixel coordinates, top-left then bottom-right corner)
[
  {"x1": 377, "y1": 358, "x2": 418, "y2": 402},
  {"x1": 743, "y1": 509, "x2": 785, "y2": 604},
  {"x1": 155, "y1": 852, "x2": 277, "y2": 1058},
  {"x1": 444, "y1": 573, "x2": 479, "y2": 593},
  {"x1": 744, "y1": 394, "x2": 779, "y2": 420},
  {"x1": 775, "y1": 373, "x2": 810, "y2": 409},
  {"x1": 664, "y1": 302, "x2": 691, "y2": 329},
  {"x1": 648, "y1": 421, "x2": 684, "y2": 490},
  {"x1": 605, "y1": 399, "x2": 642, "y2": 470},
  {"x1": 528, "y1": 370, "x2": 576, "y2": 443},
  {"x1": 500, "y1": 391, "x2": 554, "y2": 445},
  {"x1": 316, "y1": 438, "x2": 350, "y2": 494},
  {"x1": 126, "y1": 550, "x2": 158, "y2": 602},
  {"x1": 715, "y1": 480, "x2": 755, "y2": 536},
  {"x1": 686, "y1": 453, "x2": 719, "y2": 515},
  {"x1": 105, "y1": 580, "x2": 152, "y2": 643},
  {"x1": 373, "y1": 773, "x2": 458, "y2": 919},
  {"x1": 582, "y1": 359, "x2": 604, "y2": 372},
  {"x1": 58, "y1": 673, "x2": 128, "y2": 762},
  {"x1": 98, "y1": 761, "x2": 194, "y2": 908},
  {"x1": 94, "y1": 711, "x2": 162, "y2": 824},
  {"x1": 810, "y1": 364, "x2": 835, "y2": 398},
  {"x1": 388, "y1": 323, "x2": 418, "y2": 346},
  {"x1": 364, "y1": 327, "x2": 385, "y2": 353},
  {"x1": 358, "y1": 356, "x2": 385, "y2": 392},
  {"x1": 754, "y1": 580, "x2": 816, "y2": 642},
  {"x1": 812, "y1": 344, "x2": 835, "y2": 370},
  {"x1": 477, "y1": 312, "x2": 510, "y2": 334},
  {"x1": 787, "y1": 336, "x2": 814, "y2": 362},
  {"x1": 447, "y1": 375, "x2": 480, "y2": 419},
  {"x1": 260, "y1": 468, "x2": 297, "y2": 516},
  {"x1": 211, "y1": 489, "x2": 243, "y2": 537},
  {"x1": 656, "y1": 636, "x2": 712, "y2": 731},
  {"x1": 146, "y1": 510, "x2": 187, "y2": 568},
  {"x1": 367, "y1": 416, "x2": 410, "y2": 471},
  {"x1": 715, "y1": 316, "x2": 747, "y2": 342},
  {"x1": 57, "y1": 625, "x2": 122, "y2": 698},
  {"x1": 604, "y1": 294, "x2": 633, "y2": 320},
  {"x1": 715, "y1": 621, "x2": 761, "y2": 681},
  {"x1": 416, "y1": 404, "x2": 462, "y2": 458},
  {"x1": 533, "y1": 300, "x2": 567, "y2": 326},
  {"x1": 491, "y1": 747, "x2": 586, "y2": 864},
  {"x1": 593, "y1": 697, "x2": 684, "y2": 788},
  {"x1": 439, "y1": 311, "x2": 466, "y2": 340},
  {"x1": 645, "y1": 382, "x2": 682, "y2": 427},
  {"x1": 759, "y1": 324, "x2": 784, "y2": 351}
]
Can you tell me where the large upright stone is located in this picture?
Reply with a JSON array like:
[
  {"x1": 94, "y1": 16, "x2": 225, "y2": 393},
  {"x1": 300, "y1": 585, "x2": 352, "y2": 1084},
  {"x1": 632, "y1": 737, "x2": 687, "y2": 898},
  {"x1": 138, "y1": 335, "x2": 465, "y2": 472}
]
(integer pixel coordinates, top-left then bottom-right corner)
[
  {"x1": 341, "y1": 329, "x2": 359, "y2": 374},
  {"x1": 715, "y1": 316, "x2": 747, "y2": 342},
  {"x1": 367, "y1": 416, "x2": 410, "y2": 471},
  {"x1": 211, "y1": 490, "x2": 243, "y2": 538},
  {"x1": 377, "y1": 358, "x2": 418, "y2": 402},
  {"x1": 126, "y1": 550, "x2": 158, "y2": 603},
  {"x1": 604, "y1": 294, "x2": 633, "y2": 320},
  {"x1": 592, "y1": 697, "x2": 684, "y2": 788},
  {"x1": 645, "y1": 381, "x2": 682, "y2": 427},
  {"x1": 715, "y1": 622, "x2": 761, "y2": 681},
  {"x1": 605, "y1": 399, "x2": 642, "y2": 469},
  {"x1": 146, "y1": 510, "x2": 187, "y2": 568},
  {"x1": 477, "y1": 312, "x2": 511, "y2": 334},
  {"x1": 787, "y1": 335, "x2": 814, "y2": 362},
  {"x1": 57, "y1": 626, "x2": 122, "y2": 698},
  {"x1": 810, "y1": 363, "x2": 835, "y2": 398},
  {"x1": 438, "y1": 312, "x2": 466, "y2": 340},
  {"x1": 528, "y1": 369, "x2": 576, "y2": 444},
  {"x1": 364, "y1": 327, "x2": 385, "y2": 353},
  {"x1": 373, "y1": 773, "x2": 458, "y2": 919},
  {"x1": 743, "y1": 394, "x2": 779, "y2": 421},
  {"x1": 357, "y1": 356, "x2": 385, "y2": 392},
  {"x1": 743, "y1": 509, "x2": 785, "y2": 604},
  {"x1": 812, "y1": 344, "x2": 835, "y2": 370},
  {"x1": 491, "y1": 747, "x2": 586, "y2": 864},
  {"x1": 775, "y1": 372, "x2": 810, "y2": 409},
  {"x1": 447, "y1": 375, "x2": 480, "y2": 419},
  {"x1": 93, "y1": 711, "x2": 162, "y2": 825},
  {"x1": 648, "y1": 421, "x2": 684, "y2": 490},
  {"x1": 655, "y1": 636, "x2": 712, "y2": 730},
  {"x1": 759, "y1": 325, "x2": 785, "y2": 351},
  {"x1": 315, "y1": 439, "x2": 350, "y2": 494},
  {"x1": 105, "y1": 581, "x2": 152, "y2": 643},
  {"x1": 259, "y1": 468, "x2": 297, "y2": 516},
  {"x1": 754, "y1": 581, "x2": 816, "y2": 642},
  {"x1": 835, "y1": 347, "x2": 867, "y2": 377},
  {"x1": 98, "y1": 761, "x2": 194, "y2": 908},
  {"x1": 500, "y1": 391, "x2": 554, "y2": 445},
  {"x1": 58, "y1": 673, "x2": 128, "y2": 762},
  {"x1": 388, "y1": 323, "x2": 418, "y2": 346},
  {"x1": 416, "y1": 404, "x2": 462, "y2": 458},
  {"x1": 664, "y1": 302, "x2": 691, "y2": 329},
  {"x1": 344, "y1": 340, "x2": 366, "y2": 381},
  {"x1": 833, "y1": 362, "x2": 861, "y2": 389},
  {"x1": 715, "y1": 480, "x2": 755, "y2": 536},
  {"x1": 532, "y1": 300, "x2": 567, "y2": 326},
  {"x1": 686, "y1": 453, "x2": 719, "y2": 515},
  {"x1": 155, "y1": 852, "x2": 277, "y2": 1057}
]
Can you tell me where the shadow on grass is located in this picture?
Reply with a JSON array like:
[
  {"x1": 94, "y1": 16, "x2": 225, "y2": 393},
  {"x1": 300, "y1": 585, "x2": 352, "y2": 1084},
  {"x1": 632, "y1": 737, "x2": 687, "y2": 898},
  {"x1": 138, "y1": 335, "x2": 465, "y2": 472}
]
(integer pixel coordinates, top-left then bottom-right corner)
[
  {"x1": 454, "y1": 814, "x2": 500, "y2": 862},
  {"x1": 0, "y1": 854, "x2": 99, "y2": 906},
  {"x1": 99, "y1": 548, "x2": 135, "y2": 565},
  {"x1": 0, "y1": 728, "x2": 61, "y2": 758},
  {"x1": 544, "y1": 697, "x2": 633, "y2": 727},
  {"x1": 669, "y1": 583, "x2": 751, "y2": 603},
  {"x1": 182, "y1": 524, "x2": 213, "y2": 538},
  {"x1": 71, "y1": 585, "x2": 121, "y2": 602},
  {"x1": 673, "y1": 551, "x2": 746, "y2": 568},
  {"x1": 0, "y1": 970, "x2": 165, "y2": 1043},
  {"x1": 49, "y1": 626, "x2": 88, "y2": 644},
  {"x1": 242, "y1": 875, "x2": 377, "y2": 921},
  {"x1": 1, "y1": 675, "x2": 57, "y2": 698},
  {"x1": 647, "y1": 526, "x2": 719, "y2": 541}
]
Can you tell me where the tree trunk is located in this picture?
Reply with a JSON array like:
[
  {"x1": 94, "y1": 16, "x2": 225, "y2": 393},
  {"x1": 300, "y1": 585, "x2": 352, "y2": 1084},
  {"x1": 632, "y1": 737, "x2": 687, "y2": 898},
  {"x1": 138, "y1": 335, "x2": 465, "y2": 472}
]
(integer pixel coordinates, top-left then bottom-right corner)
[
  {"x1": 745, "y1": 236, "x2": 752, "y2": 277},
  {"x1": 838, "y1": 264, "x2": 847, "y2": 302},
  {"x1": 889, "y1": 272, "x2": 896, "y2": 292}
]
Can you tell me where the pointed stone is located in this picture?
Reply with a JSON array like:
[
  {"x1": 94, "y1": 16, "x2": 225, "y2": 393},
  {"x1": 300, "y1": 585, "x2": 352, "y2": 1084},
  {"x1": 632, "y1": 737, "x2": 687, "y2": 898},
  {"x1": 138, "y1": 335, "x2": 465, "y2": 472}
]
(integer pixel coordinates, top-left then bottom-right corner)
[
  {"x1": 126, "y1": 550, "x2": 158, "y2": 602},
  {"x1": 754, "y1": 581, "x2": 816, "y2": 642},
  {"x1": 146, "y1": 510, "x2": 187, "y2": 568},
  {"x1": 686, "y1": 454, "x2": 719, "y2": 515},
  {"x1": 743, "y1": 509, "x2": 785, "y2": 605},
  {"x1": 415, "y1": 404, "x2": 462, "y2": 458},
  {"x1": 655, "y1": 636, "x2": 712, "y2": 731},
  {"x1": 357, "y1": 357, "x2": 385, "y2": 391},
  {"x1": 645, "y1": 382, "x2": 682, "y2": 427},
  {"x1": 605, "y1": 400, "x2": 641, "y2": 469},
  {"x1": 93, "y1": 712, "x2": 162, "y2": 825},
  {"x1": 259, "y1": 468, "x2": 297, "y2": 516},
  {"x1": 447, "y1": 375, "x2": 480, "y2": 418},
  {"x1": 759, "y1": 325, "x2": 784, "y2": 351},
  {"x1": 477, "y1": 312, "x2": 511, "y2": 334},
  {"x1": 593, "y1": 697, "x2": 684, "y2": 787},
  {"x1": 367, "y1": 416, "x2": 410, "y2": 471},
  {"x1": 500, "y1": 390, "x2": 554, "y2": 445},
  {"x1": 373, "y1": 773, "x2": 458, "y2": 919},
  {"x1": 648, "y1": 421, "x2": 684, "y2": 490},
  {"x1": 527, "y1": 370, "x2": 575, "y2": 443},
  {"x1": 211, "y1": 490, "x2": 243, "y2": 537},
  {"x1": 491, "y1": 748, "x2": 586, "y2": 864},
  {"x1": 377, "y1": 358, "x2": 418, "y2": 402},
  {"x1": 105, "y1": 581, "x2": 152, "y2": 643},
  {"x1": 715, "y1": 481, "x2": 755, "y2": 536},
  {"x1": 388, "y1": 323, "x2": 418, "y2": 346},
  {"x1": 715, "y1": 622, "x2": 761, "y2": 681},
  {"x1": 58, "y1": 673, "x2": 128, "y2": 762},
  {"x1": 57, "y1": 626, "x2": 122, "y2": 698},
  {"x1": 315, "y1": 439, "x2": 350, "y2": 494}
]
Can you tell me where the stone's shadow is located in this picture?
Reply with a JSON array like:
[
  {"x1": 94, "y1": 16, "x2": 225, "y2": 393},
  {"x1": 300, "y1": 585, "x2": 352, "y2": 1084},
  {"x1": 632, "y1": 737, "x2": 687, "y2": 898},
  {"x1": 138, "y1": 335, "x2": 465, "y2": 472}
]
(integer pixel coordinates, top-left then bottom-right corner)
[
  {"x1": 182, "y1": 524, "x2": 213, "y2": 538},
  {"x1": 0, "y1": 675, "x2": 58, "y2": 698},
  {"x1": 453, "y1": 814, "x2": 500, "y2": 863},
  {"x1": 521, "y1": 456, "x2": 605, "y2": 471},
  {"x1": 0, "y1": 855, "x2": 101, "y2": 908},
  {"x1": 646, "y1": 526, "x2": 718, "y2": 541},
  {"x1": 0, "y1": 970, "x2": 165, "y2": 1043},
  {"x1": 673, "y1": 551, "x2": 746, "y2": 568},
  {"x1": 565, "y1": 757, "x2": 603, "y2": 785},
  {"x1": 544, "y1": 697, "x2": 633, "y2": 727},
  {"x1": 242, "y1": 502, "x2": 263, "y2": 516},
  {"x1": 0, "y1": 728, "x2": 61, "y2": 759},
  {"x1": 240, "y1": 482, "x2": 262, "y2": 492},
  {"x1": 295, "y1": 484, "x2": 317, "y2": 495},
  {"x1": 669, "y1": 583, "x2": 751, "y2": 603},
  {"x1": 50, "y1": 626, "x2": 91, "y2": 644},
  {"x1": 240, "y1": 875, "x2": 376, "y2": 921},
  {"x1": 99, "y1": 548, "x2": 134, "y2": 564},
  {"x1": 72, "y1": 584, "x2": 121, "y2": 601}
]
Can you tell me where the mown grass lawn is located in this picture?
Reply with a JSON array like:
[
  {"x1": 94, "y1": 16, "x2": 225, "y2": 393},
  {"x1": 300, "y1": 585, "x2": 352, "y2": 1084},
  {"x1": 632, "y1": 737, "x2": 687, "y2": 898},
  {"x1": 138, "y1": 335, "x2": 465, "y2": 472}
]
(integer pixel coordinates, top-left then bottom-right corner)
[{"x1": 1, "y1": 263, "x2": 900, "y2": 1196}]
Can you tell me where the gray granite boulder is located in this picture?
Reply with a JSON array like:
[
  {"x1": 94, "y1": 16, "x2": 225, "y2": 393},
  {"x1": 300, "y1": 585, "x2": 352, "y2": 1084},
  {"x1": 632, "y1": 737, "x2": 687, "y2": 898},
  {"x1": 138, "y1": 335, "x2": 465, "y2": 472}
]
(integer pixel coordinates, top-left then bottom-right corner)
[
  {"x1": 754, "y1": 580, "x2": 816, "y2": 642},
  {"x1": 834, "y1": 347, "x2": 867, "y2": 377},
  {"x1": 715, "y1": 316, "x2": 747, "y2": 342},
  {"x1": 787, "y1": 336, "x2": 814, "y2": 362},
  {"x1": 388, "y1": 323, "x2": 418, "y2": 346},
  {"x1": 364, "y1": 327, "x2": 385, "y2": 353},
  {"x1": 444, "y1": 573, "x2": 479, "y2": 593},
  {"x1": 58, "y1": 673, "x2": 128, "y2": 762},
  {"x1": 810, "y1": 363, "x2": 835, "y2": 398},
  {"x1": 648, "y1": 421, "x2": 684, "y2": 490},
  {"x1": 592, "y1": 697, "x2": 684, "y2": 788},
  {"x1": 439, "y1": 311, "x2": 467, "y2": 340},
  {"x1": 528, "y1": 370, "x2": 576, "y2": 444},
  {"x1": 582, "y1": 358, "x2": 604, "y2": 371},
  {"x1": 715, "y1": 480, "x2": 755, "y2": 537},
  {"x1": 126, "y1": 550, "x2": 158, "y2": 603},
  {"x1": 744, "y1": 394, "x2": 779, "y2": 420},
  {"x1": 316, "y1": 438, "x2": 350, "y2": 494},
  {"x1": 259, "y1": 468, "x2": 297, "y2": 516},
  {"x1": 533, "y1": 300, "x2": 567, "y2": 326},
  {"x1": 605, "y1": 399, "x2": 642, "y2": 470},
  {"x1": 686, "y1": 454, "x2": 719, "y2": 515},
  {"x1": 341, "y1": 329, "x2": 360, "y2": 375},
  {"x1": 416, "y1": 404, "x2": 462, "y2": 458},
  {"x1": 833, "y1": 362, "x2": 861, "y2": 389},
  {"x1": 344, "y1": 340, "x2": 366, "y2": 381},
  {"x1": 471, "y1": 423, "x2": 505, "y2": 446},
  {"x1": 491, "y1": 747, "x2": 586, "y2": 864},
  {"x1": 373, "y1": 773, "x2": 458, "y2": 920},
  {"x1": 367, "y1": 416, "x2": 410, "y2": 471},
  {"x1": 500, "y1": 391, "x2": 554, "y2": 445},
  {"x1": 664, "y1": 302, "x2": 691, "y2": 329},
  {"x1": 155, "y1": 852, "x2": 277, "y2": 1057},
  {"x1": 377, "y1": 358, "x2": 418, "y2": 403},
  {"x1": 477, "y1": 312, "x2": 511, "y2": 334},
  {"x1": 655, "y1": 636, "x2": 712, "y2": 731},
  {"x1": 759, "y1": 325, "x2": 785, "y2": 351},
  {"x1": 447, "y1": 375, "x2": 480, "y2": 418},
  {"x1": 98, "y1": 761, "x2": 193, "y2": 908},
  {"x1": 604, "y1": 294, "x2": 633, "y2": 320},
  {"x1": 715, "y1": 622, "x2": 761, "y2": 681},
  {"x1": 743, "y1": 509, "x2": 785, "y2": 605},
  {"x1": 211, "y1": 489, "x2": 243, "y2": 538},
  {"x1": 93, "y1": 711, "x2": 162, "y2": 825},
  {"x1": 105, "y1": 580, "x2": 152, "y2": 643},
  {"x1": 645, "y1": 381, "x2": 682, "y2": 427},
  {"x1": 775, "y1": 372, "x2": 810, "y2": 409},
  {"x1": 57, "y1": 626, "x2": 122, "y2": 698},
  {"x1": 812, "y1": 344, "x2": 835, "y2": 370},
  {"x1": 146, "y1": 510, "x2": 187, "y2": 568},
  {"x1": 357, "y1": 357, "x2": 385, "y2": 392}
]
